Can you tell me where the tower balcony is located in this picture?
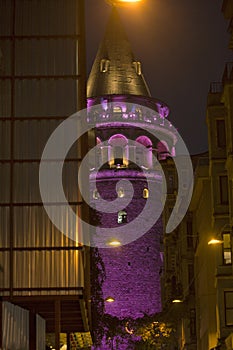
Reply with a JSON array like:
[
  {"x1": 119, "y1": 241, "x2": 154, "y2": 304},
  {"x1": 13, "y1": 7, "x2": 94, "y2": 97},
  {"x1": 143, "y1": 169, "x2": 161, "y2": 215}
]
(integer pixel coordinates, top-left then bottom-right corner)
[
  {"x1": 87, "y1": 95, "x2": 177, "y2": 155},
  {"x1": 87, "y1": 95, "x2": 172, "y2": 126}
]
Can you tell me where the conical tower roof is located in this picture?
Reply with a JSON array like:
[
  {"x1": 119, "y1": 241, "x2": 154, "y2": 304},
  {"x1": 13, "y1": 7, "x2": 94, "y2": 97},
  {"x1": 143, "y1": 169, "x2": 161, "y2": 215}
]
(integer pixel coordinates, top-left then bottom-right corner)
[{"x1": 87, "y1": 9, "x2": 151, "y2": 98}]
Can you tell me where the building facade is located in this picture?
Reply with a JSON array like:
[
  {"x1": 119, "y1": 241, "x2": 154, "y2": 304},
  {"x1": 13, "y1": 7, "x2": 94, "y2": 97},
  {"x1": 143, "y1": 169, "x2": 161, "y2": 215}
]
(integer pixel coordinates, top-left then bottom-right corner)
[
  {"x1": 0, "y1": 1, "x2": 91, "y2": 349},
  {"x1": 161, "y1": 1, "x2": 233, "y2": 349}
]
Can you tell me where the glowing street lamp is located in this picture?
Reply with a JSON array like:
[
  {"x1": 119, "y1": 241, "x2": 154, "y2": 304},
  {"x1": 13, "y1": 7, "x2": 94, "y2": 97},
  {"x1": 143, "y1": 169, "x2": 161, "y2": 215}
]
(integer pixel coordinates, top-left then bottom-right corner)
[
  {"x1": 107, "y1": 240, "x2": 121, "y2": 247},
  {"x1": 208, "y1": 224, "x2": 231, "y2": 245},
  {"x1": 172, "y1": 299, "x2": 183, "y2": 303},
  {"x1": 105, "y1": 296, "x2": 115, "y2": 302},
  {"x1": 208, "y1": 238, "x2": 224, "y2": 245}
]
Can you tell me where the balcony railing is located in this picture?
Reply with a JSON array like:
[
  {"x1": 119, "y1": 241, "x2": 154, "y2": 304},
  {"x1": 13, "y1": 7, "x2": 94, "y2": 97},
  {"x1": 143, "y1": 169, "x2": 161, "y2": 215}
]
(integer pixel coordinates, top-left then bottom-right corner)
[
  {"x1": 209, "y1": 82, "x2": 223, "y2": 94},
  {"x1": 222, "y1": 62, "x2": 233, "y2": 84}
]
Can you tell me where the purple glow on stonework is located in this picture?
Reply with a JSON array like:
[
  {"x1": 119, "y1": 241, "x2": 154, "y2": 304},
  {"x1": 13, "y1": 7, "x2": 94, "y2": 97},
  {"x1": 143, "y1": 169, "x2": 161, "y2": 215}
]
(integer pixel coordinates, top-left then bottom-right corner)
[
  {"x1": 108, "y1": 133, "x2": 128, "y2": 146},
  {"x1": 89, "y1": 95, "x2": 175, "y2": 349},
  {"x1": 91, "y1": 172, "x2": 163, "y2": 349},
  {"x1": 101, "y1": 98, "x2": 108, "y2": 111},
  {"x1": 135, "y1": 135, "x2": 152, "y2": 147},
  {"x1": 87, "y1": 95, "x2": 173, "y2": 128},
  {"x1": 156, "y1": 102, "x2": 169, "y2": 118},
  {"x1": 101, "y1": 226, "x2": 162, "y2": 319}
]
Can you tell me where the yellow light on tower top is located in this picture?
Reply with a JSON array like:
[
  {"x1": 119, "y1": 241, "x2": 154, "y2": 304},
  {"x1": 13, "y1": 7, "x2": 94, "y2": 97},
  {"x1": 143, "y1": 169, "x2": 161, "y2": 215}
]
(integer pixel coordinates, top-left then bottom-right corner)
[
  {"x1": 106, "y1": 0, "x2": 143, "y2": 7},
  {"x1": 118, "y1": 0, "x2": 142, "y2": 2}
]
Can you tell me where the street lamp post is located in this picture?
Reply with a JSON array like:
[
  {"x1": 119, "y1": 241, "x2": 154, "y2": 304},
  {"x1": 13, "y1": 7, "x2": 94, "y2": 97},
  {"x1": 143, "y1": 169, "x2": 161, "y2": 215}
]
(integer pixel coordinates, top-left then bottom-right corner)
[{"x1": 207, "y1": 224, "x2": 232, "y2": 245}]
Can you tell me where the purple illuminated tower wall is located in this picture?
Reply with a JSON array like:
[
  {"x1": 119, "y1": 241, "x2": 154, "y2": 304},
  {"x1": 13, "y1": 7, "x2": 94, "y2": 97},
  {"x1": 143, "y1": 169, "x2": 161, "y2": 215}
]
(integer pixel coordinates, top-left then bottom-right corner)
[{"x1": 87, "y1": 9, "x2": 177, "y2": 349}]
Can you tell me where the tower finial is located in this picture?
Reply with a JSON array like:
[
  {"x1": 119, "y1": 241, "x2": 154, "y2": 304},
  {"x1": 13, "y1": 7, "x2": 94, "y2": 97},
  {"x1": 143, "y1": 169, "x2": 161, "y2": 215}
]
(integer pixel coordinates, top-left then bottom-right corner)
[{"x1": 87, "y1": 8, "x2": 150, "y2": 98}]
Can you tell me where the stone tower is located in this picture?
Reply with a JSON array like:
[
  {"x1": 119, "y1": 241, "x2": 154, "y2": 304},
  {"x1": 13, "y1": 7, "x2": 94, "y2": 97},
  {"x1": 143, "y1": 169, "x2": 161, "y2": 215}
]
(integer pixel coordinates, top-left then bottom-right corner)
[{"x1": 87, "y1": 9, "x2": 177, "y2": 349}]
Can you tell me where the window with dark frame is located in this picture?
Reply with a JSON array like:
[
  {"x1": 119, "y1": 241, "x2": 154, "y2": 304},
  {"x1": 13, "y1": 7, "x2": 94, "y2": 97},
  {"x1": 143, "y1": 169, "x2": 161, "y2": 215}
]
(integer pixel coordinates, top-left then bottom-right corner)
[
  {"x1": 219, "y1": 175, "x2": 229, "y2": 204},
  {"x1": 93, "y1": 189, "x2": 99, "y2": 199},
  {"x1": 216, "y1": 119, "x2": 226, "y2": 148},
  {"x1": 118, "y1": 210, "x2": 127, "y2": 224},
  {"x1": 188, "y1": 264, "x2": 195, "y2": 294},
  {"x1": 186, "y1": 220, "x2": 193, "y2": 249},
  {"x1": 222, "y1": 233, "x2": 232, "y2": 265},
  {"x1": 100, "y1": 58, "x2": 110, "y2": 73},
  {"x1": 143, "y1": 188, "x2": 149, "y2": 199},
  {"x1": 117, "y1": 187, "x2": 125, "y2": 198},
  {"x1": 225, "y1": 291, "x2": 233, "y2": 326},
  {"x1": 167, "y1": 170, "x2": 175, "y2": 194},
  {"x1": 190, "y1": 308, "x2": 196, "y2": 338}
]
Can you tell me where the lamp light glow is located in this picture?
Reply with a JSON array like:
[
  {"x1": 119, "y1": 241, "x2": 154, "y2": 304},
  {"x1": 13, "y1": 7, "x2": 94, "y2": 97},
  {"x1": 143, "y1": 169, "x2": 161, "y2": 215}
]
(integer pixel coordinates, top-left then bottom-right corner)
[
  {"x1": 208, "y1": 238, "x2": 224, "y2": 245},
  {"x1": 107, "y1": 240, "x2": 121, "y2": 247},
  {"x1": 118, "y1": 0, "x2": 142, "y2": 2},
  {"x1": 172, "y1": 299, "x2": 183, "y2": 303},
  {"x1": 105, "y1": 296, "x2": 115, "y2": 303},
  {"x1": 106, "y1": 0, "x2": 143, "y2": 6}
]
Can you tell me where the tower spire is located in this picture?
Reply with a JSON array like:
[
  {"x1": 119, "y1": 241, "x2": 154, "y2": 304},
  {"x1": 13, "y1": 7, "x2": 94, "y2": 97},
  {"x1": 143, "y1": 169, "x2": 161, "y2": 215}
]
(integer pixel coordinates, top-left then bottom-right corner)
[{"x1": 87, "y1": 8, "x2": 151, "y2": 98}]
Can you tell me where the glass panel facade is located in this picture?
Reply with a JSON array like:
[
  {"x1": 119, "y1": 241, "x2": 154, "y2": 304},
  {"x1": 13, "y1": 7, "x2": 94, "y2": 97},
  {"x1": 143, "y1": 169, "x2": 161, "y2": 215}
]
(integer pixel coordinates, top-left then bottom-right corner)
[
  {"x1": 0, "y1": 80, "x2": 11, "y2": 117},
  {"x1": 13, "y1": 250, "x2": 84, "y2": 293},
  {"x1": 0, "y1": 0, "x2": 86, "y2": 300},
  {"x1": 15, "y1": 0, "x2": 79, "y2": 36},
  {"x1": 0, "y1": 40, "x2": 12, "y2": 75},
  {"x1": 15, "y1": 79, "x2": 77, "y2": 117},
  {"x1": 15, "y1": 39, "x2": 78, "y2": 76}
]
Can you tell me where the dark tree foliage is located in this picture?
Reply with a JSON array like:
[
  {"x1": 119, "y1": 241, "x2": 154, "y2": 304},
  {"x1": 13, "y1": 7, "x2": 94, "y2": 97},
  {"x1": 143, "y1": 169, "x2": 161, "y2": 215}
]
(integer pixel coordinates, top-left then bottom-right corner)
[{"x1": 90, "y1": 246, "x2": 106, "y2": 346}]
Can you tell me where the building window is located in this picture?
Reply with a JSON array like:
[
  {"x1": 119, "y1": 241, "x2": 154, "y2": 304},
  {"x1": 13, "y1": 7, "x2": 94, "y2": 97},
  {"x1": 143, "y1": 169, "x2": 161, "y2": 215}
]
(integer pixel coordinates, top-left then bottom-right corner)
[
  {"x1": 118, "y1": 210, "x2": 127, "y2": 224},
  {"x1": 181, "y1": 169, "x2": 188, "y2": 190},
  {"x1": 187, "y1": 220, "x2": 193, "y2": 249},
  {"x1": 216, "y1": 119, "x2": 226, "y2": 148},
  {"x1": 113, "y1": 106, "x2": 122, "y2": 114},
  {"x1": 190, "y1": 309, "x2": 196, "y2": 338},
  {"x1": 117, "y1": 188, "x2": 125, "y2": 198},
  {"x1": 108, "y1": 134, "x2": 128, "y2": 168},
  {"x1": 143, "y1": 188, "x2": 149, "y2": 198},
  {"x1": 93, "y1": 189, "x2": 99, "y2": 199},
  {"x1": 167, "y1": 171, "x2": 175, "y2": 194},
  {"x1": 222, "y1": 233, "x2": 232, "y2": 265},
  {"x1": 225, "y1": 291, "x2": 233, "y2": 326},
  {"x1": 219, "y1": 175, "x2": 229, "y2": 204},
  {"x1": 132, "y1": 61, "x2": 142, "y2": 75},
  {"x1": 188, "y1": 264, "x2": 195, "y2": 294},
  {"x1": 100, "y1": 59, "x2": 110, "y2": 73}
]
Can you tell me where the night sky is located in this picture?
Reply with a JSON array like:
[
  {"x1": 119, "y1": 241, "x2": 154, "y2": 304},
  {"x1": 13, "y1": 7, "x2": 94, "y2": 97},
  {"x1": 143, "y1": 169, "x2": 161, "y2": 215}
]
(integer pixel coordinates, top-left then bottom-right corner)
[{"x1": 85, "y1": 0, "x2": 233, "y2": 155}]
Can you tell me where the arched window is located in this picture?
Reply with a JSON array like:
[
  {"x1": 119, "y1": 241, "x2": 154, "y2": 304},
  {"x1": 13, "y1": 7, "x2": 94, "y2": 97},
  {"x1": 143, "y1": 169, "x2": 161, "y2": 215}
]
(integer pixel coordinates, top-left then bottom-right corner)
[
  {"x1": 108, "y1": 134, "x2": 128, "y2": 168},
  {"x1": 100, "y1": 59, "x2": 110, "y2": 73},
  {"x1": 118, "y1": 210, "x2": 127, "y2": 224},
  {"x1": 96, "y1": 137, "x2": 101, "y2": 145},
  {"x1": 143, "y1": 188, "x2": 149, "y2": 199},
  {"x1": 113, "y1": 106, "x2": 122, "y2": 114},
  {"x1": 93, "y1": 189, "x2": 99, "y2": 199},
  {"x1": 157, "y1": 141, "x2": 170, "y2": 160},
  {"x1": 135, "y1": 136, "x2": 153, "y2": 168},
  {"x1": 132, "y1": 61, "x2": 142, "y2": 75},
  {"x1": 117, "y1": 187, "x2": 125, "y2": 198}
]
